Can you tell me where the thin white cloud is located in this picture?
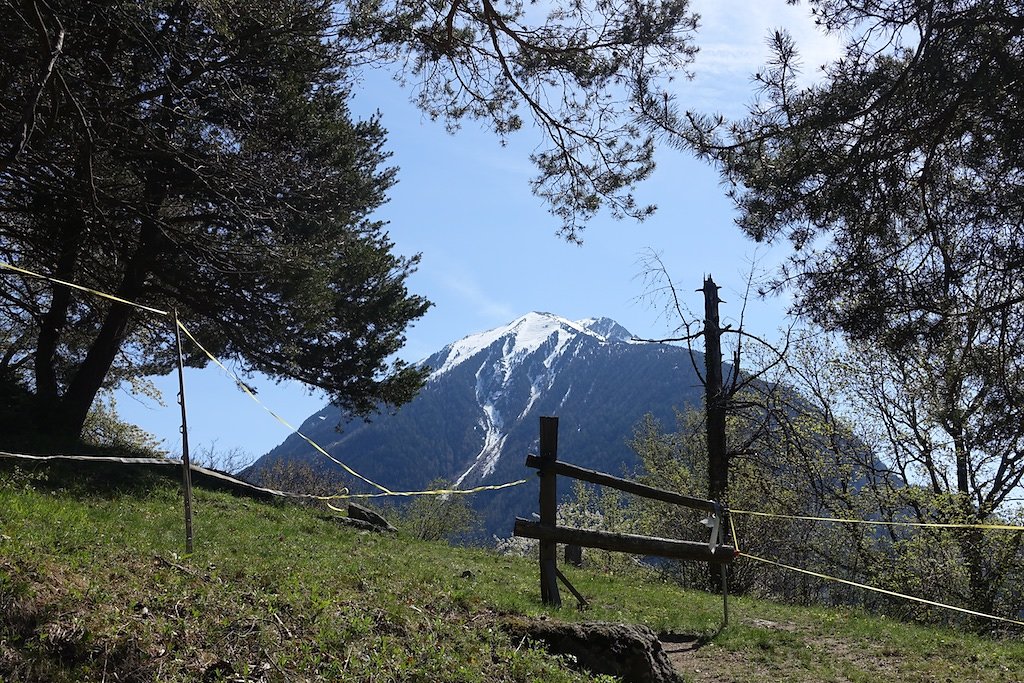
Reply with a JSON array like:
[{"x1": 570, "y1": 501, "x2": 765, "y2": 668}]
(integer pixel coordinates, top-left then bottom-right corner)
[
  {"x1": 683, "y1": 0, "x2": 845, "y2": 113},
  {"x1": 438, "y1": 269, "x2": 517, "y2": 322},
  {"x1": 694, "y1": 0, "x2": 844, "y2": 71}
]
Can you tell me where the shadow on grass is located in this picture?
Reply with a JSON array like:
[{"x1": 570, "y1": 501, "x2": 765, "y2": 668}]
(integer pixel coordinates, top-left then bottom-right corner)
[
  {"x1": 658, "y1": 625, "x2": 725, "y2": 655},
  {"x1": 0, "y1": 456, "x2": 175, "y2": 498}
]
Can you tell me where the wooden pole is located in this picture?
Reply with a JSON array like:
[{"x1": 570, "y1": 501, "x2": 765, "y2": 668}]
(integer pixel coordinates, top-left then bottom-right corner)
[
  {"x1": 172, "y1": 310, "x2": 194, "y2": 554},
  {"x1": 515, "y1": 519, "x2": 737, "y2": 563},
  {"x1": 702, "y1": 276, "x2": 728, "y2": 591},
  {"x1": 524, "y1": 455, "x2": 717, "y2": 512},
  {"x1": 538, "y1": 416, "x2": 561, "y2": 606},
  {"x1": 721, "y1": 564, "x2": 730, "y2": 626}
]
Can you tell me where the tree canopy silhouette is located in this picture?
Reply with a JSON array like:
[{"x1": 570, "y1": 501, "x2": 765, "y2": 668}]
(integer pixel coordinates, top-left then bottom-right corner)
[
  {"x1": 1, "y1": 0, "x2": 432, "y2": 439},
  {"x1": 1, "y1": 0, "x2": 700, "y2": 442}
]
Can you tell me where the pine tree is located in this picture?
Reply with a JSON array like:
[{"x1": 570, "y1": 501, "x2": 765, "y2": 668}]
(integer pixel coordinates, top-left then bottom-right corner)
[{"x1": 1, "y1": 0, "x2": 430, "y2": 439}]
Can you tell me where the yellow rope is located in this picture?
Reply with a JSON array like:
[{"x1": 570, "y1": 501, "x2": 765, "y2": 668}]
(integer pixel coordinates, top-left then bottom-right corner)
[
  {"x1": 729, "y1": 513, "x2": 741, "y2": 554},
  {"x1": 176, "y1": 320, "x2": 395, "y2": 494},
  {"x1": 324, "y1": 478, "x2": 528, "y2": 510},
  {"x1": 741, "y1": 551, "x2": 1024, "y2": 627},
  {"x1": 731, "y1": 508, "x2": 1024, "y2": 532},
  {"x1": 2, "y1": 260, "x2": 170, "y2": 315},
  {"x1": 177, "y1": 320, "x2": 525, "y2": 499},
  {"x1": 0, "y1": 258, "x2": 533, "y2": 499}
]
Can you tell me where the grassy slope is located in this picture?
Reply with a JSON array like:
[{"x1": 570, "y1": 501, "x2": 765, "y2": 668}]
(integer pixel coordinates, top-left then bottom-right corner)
[{"x1": 1, "y1": 464, "x2": 1022, "y2": 683}]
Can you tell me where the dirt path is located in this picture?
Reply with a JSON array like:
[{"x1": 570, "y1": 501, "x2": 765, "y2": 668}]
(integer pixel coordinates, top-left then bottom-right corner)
[{"x1": 658, "y1": 619, "x2": 908, "y2": 683}]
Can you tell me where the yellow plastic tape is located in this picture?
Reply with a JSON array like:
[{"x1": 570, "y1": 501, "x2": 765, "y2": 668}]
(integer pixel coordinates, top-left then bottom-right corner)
[
  {"x1": 1, "y1": 259, "x2": 526, "y2": 501},
  {"x1": 729, "y1": 514, "x2": 741, "y2": 554},
  {"x1": 176, "y1": 320, "x2": 526, "y2": 500},
  {"x1": 740, "y1": 551, "x2": 1024, "y2": 627},
  {"x1": 731, "y1": 508, "x2": 1024, "y2": 532},
  {"x1": 323, "y1": 478, "x2": 528, "y2": 510},
  {"x1": 176, "y1": 320, "x2": 396, "y2": 494},
  {"x1": 0, "y1": 260, "x2": 170, "y2": 316},
  {"x1": 274, "y1": 489, "x2": 352, "y2": 501}
]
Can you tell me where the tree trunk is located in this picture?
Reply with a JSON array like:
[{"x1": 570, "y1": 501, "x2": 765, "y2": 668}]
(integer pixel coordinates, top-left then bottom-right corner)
[
  {"x1": 54, "y1": 216, "x2": 163, "y2": 438},
  {"x1": 54, "y1": 303, "x2": 134, "y2": 437},
  {"x1": 34, "y1": 245, "x2": 76, "y2": 401},
  {"x1": 948, "y1": 428, "x2": 994, "y2": 620},
  {"x1": 704, "y1": 276, "x2": 727, "y2": 506},
  {"x1": 33, "y1": 212, "x2": 88, "y2": 428},
  {"x1": 959, "y1": 514, "x2": 997, "y2": 624},
  {"x1": 32, "y1": 136, "x2": 100, "y2": 432},
  {"x1": 703, "y1": 276, "x2": 729, "y2": 592}
]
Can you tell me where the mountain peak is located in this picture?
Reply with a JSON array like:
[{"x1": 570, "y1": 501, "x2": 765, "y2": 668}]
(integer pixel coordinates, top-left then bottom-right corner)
[
  {"x1": 428, "y1": 312, "x2": 630, "y2": 379},
  {"x1": 575, "y1": 316, "x2": 634, "y2": 342}
]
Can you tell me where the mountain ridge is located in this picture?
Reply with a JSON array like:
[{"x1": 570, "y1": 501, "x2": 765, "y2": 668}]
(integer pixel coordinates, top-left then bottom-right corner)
[{"x1": 247, "y1": 312, "x2": 709, "y2": 534}]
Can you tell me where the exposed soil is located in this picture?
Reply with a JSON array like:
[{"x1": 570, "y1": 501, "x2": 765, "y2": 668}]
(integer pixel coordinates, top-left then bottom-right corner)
[{"x1": 659, "y1": 619, "x2": 908, "y2": 683}]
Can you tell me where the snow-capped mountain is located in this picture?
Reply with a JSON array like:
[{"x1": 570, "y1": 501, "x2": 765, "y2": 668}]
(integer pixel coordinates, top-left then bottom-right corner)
[
  {"x1": 247, "y1": 312, "x2": 707, "y2": 535},
  {"x1": 424, "y1": 312, "x2": 645, "y2": 487}
]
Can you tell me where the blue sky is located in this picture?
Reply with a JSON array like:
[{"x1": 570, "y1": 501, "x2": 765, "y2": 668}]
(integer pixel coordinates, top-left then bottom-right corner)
[{"x1": 117, "y1": 1, "x2": 844, "y2": 466}]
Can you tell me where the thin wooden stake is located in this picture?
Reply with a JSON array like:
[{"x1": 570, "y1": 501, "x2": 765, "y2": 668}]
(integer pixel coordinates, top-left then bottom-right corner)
[
  {"x1": 554, "y1": 567, "x2": 589, "y2": 610},
  {"x1": 721, "y1": 564, "x2": 730, "y2": 626},
  {"x1": 172, "y1": 310, "x2": 194, "y2": 554}
]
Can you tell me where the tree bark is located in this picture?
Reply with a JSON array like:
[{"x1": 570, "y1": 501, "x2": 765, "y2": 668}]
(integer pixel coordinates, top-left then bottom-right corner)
[
  {"x1": 703, "y1": 276, "x2": 729, "y2": 592},
  {"x1": 54, "y1": 213, "x2": 163, "y2": 438},
  {"x1": 704, "y1": 276, "x2": 727, "y2": 506},
  {"x1": 33, "y1": 208, "x2": 89, "y2": 422},
  {"x1": 33, "y1": 241, "x2": 76, "y2": 402}
]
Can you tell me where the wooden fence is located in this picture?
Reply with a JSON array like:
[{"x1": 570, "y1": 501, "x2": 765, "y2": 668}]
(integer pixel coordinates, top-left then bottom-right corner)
[{"x1": 513, "y1": 416, "x2": 736, "y2": 609}]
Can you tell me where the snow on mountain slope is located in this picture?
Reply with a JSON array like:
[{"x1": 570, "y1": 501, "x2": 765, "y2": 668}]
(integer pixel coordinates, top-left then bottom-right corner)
[
  {"x1": 428, "y1": 312, "x2": 620, "y2": 379},
  {"x1": 576, "y1": 316, "x2": 636, "y2": 343},
  {"x1": 425, "y1": 312, "x2": 633, "y2": 487}
]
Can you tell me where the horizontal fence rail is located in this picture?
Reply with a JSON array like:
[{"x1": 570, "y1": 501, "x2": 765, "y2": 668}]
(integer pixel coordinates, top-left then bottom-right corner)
[
  {"x1": 523, "y1": 454, "x2": 718, "y2": 513},
  {"x1": 514, "y1": 518, "x2": 736, "y2": 563},
  {"x1": 514, "y1": 416, "x2": 733, "y2": 610}
]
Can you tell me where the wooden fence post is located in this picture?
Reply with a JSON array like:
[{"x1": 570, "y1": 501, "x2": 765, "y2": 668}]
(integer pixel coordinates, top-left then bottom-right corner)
[
  {"x1": 515, "y1": 417, "x2": 738, "y2": 614},
  {"x1": 565, "y1": 543, "x2": 583, "y2": 567},
  {"x1": 538, "y1": 416, "x2": 561, "y2": 606}
]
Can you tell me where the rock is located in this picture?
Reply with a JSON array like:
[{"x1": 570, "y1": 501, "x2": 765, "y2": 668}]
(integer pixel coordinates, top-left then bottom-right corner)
[
  {"x1": 318, "y1": 515, "x2": 393, "y2": 534},
  {"x1": 502, "y1": 618, "x2": 680, "y2": 683},
  {"x1": 347, "y1": 503, "x2": 397, "y2": 532}
]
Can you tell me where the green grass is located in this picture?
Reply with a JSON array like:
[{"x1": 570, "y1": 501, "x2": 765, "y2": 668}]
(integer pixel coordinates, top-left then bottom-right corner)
[{"x1": 1, "y1": 463, "x2": 1023, "y2": 682}]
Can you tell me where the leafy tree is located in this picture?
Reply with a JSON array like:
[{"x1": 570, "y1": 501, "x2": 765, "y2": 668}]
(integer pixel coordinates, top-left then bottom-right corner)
[
  {"x1": 251, "y1": 458, "x2": 347, "y2": 502},
  {"x1": 626, "y1": 401, "x2": 881, "y2": 601},
  {"x1": 703, "y1": 332, "x2": 1024, "y2": 624},
  {"x1": 797, "y1": 335, "x2": 1024, "y2": 622},
  {"x1": 645, "y1": 0, "x2": 1024, "y2": 614},
  {"x1": 1, "y1": 0, "x2": 431, "y2": 441},
  {"x1": 392, "y1": 479, "x2": 482, "y2": 543},
  {"x1": 81, "y1": 391, "x2": 168, "y2": 459}
]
